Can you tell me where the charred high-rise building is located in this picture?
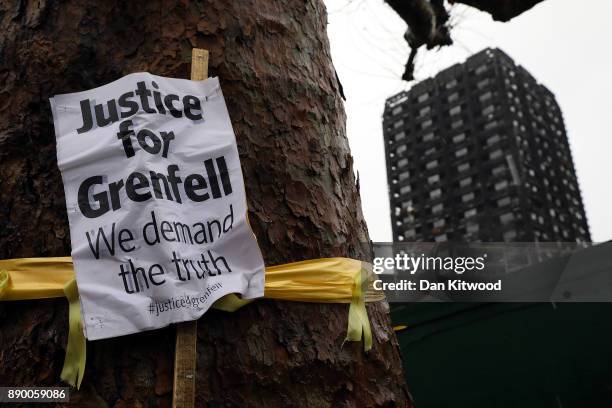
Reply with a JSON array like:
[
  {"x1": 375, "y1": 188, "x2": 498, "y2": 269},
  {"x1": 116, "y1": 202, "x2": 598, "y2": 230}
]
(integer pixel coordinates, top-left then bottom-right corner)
[{"x1": 383, "y1": 48, "x2": 590, "y2": 242}]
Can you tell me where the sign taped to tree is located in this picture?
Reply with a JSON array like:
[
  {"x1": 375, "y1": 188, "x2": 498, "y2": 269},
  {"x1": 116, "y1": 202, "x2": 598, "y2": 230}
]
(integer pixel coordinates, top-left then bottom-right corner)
[{"x1": 50, "y1": 73, "x2": 265, "y2": 340}]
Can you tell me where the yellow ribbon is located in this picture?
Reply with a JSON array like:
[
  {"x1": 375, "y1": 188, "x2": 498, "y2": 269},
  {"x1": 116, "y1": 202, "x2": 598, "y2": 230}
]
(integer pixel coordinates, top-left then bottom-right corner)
[
  {"x1": 213, "y1": 258, "x2": 377, "y2": 351},
  {"x1": 0, "y1": 256, "x2": 384, "y2": 388},
  {"x1": 60, "y1": 279, "x2": 86, "y2": 389},
  {"x1": 0, "y1": 269, "x2": 8, "y2": 298},
  {"x1": 344, "y1": 266, "x2": 373, "y2": 351},
  {"x1": 0, "y1": 257, "x2": 75, "y2": 300}
]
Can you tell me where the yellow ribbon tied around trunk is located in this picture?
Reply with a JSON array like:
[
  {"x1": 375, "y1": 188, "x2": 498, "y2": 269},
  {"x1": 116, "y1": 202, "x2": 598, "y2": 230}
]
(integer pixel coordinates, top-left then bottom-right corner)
[{"x1": 0, "y1": 256, "x2": 383, "y2": 389}]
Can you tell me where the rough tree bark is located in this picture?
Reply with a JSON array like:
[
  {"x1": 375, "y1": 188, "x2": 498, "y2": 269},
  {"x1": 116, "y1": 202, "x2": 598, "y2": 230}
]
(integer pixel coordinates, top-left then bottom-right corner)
[{"x1": 0, "y1": 1, "x2": 411, "y2": 406}]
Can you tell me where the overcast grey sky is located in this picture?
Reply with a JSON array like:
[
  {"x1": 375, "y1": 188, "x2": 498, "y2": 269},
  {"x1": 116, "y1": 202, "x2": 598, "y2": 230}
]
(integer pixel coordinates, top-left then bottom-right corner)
[{"x1": 325, "y1": 0, "x2": 612, "y2": 242}]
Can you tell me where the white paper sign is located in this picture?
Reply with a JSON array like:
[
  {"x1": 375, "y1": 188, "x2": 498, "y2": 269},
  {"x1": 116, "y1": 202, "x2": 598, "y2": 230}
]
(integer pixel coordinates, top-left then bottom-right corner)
[{"x1": 50, "y1": 73, "x2": 265, "y2": 340}]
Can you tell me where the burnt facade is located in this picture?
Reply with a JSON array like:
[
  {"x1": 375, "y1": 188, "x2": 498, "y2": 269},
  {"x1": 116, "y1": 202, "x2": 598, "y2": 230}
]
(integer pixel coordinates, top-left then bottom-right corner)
[{"x1": 383, "y1": 48, "x2": 590, "y2": 242}]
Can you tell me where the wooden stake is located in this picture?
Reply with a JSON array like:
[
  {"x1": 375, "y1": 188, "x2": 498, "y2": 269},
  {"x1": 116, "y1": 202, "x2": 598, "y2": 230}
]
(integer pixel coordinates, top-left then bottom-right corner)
[
  {"x1": 190, "y1": 48, "x2": 209, "y2": 81},
  {"x1": 172, "y1": 48, "x2": 209, "y2": 408},
  {"x1": 173, "y1": 321, "x2": 197, "y2": 408}
]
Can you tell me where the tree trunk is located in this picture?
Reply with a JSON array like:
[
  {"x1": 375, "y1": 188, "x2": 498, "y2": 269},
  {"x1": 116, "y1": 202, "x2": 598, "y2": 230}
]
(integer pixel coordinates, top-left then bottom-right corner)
[{"x1": 0, "y1": 1, "x2": 411, "y2": 406}]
